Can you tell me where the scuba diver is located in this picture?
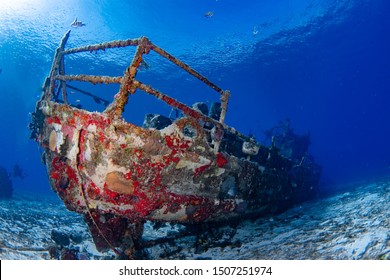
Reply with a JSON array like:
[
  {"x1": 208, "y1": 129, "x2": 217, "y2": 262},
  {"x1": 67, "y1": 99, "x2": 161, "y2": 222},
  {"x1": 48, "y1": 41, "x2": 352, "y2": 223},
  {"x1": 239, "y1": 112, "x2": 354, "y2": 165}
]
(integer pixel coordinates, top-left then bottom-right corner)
[
  {"x1": 13, "y1": 164, "x2": 27, "y2": 179},
  {"x1": 70, "y1": 18, "x2": 85, "y2": 27}
]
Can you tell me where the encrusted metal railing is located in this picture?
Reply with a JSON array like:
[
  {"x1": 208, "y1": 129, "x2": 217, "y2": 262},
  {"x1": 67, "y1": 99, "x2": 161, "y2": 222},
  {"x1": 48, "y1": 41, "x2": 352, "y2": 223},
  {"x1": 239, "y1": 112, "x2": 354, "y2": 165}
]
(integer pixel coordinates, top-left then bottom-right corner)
[{"x1": 42, "y1": 30, "x2": 252, "y2": 151}]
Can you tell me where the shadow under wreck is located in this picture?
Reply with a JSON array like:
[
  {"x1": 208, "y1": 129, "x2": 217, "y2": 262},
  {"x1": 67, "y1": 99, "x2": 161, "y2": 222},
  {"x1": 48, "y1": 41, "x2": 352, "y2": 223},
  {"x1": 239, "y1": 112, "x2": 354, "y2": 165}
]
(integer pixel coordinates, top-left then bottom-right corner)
[{"x1": 29, "y1": 30, "x2": 321, "y2": 258}]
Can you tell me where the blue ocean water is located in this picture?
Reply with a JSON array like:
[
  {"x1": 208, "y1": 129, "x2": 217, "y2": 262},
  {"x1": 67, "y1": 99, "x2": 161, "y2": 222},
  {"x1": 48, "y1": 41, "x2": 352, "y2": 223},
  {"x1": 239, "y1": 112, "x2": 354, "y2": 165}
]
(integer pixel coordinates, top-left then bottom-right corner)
[{"x1": 0, "y1": 0, "x2": 389, "y2": 197}]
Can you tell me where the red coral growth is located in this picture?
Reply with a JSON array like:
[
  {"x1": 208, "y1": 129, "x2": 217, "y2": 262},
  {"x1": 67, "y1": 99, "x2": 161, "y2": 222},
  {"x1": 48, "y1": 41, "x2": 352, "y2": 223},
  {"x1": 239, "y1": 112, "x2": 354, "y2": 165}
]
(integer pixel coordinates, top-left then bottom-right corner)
[
  {"x1": 134, "y1": 149, "x2": 143, "y2": 159},
  {"x1": 165, "y1": 135, "x2": 190, "y2": 150},
  {"x1": 103, "y1": 183, "x2": 119, "y2": 200},
  {"x1": 216, "y1": 152, "x2": 228, "y2": 168},
  {"x1": 124, "y1": 171, "x2": 132, "y2": 180},
  {"x1": 194, "y1": 162, "x2": 212, "y2": 176},
  {"x1": 50, "y1": 157, "x2": 80, "y2": 204},
  {"x1": 47, "y1": 116, "x2": 61, "y2": 125},
  {"x1": 165, "y1": 135, "x2": 176, "y2": 149},
  {"x1": 50, "y1": 170, "x2": 60, "y2": 180},
  {"x1": 164, "y1": 135, "x2": 190, "y2": 165},
  {"x1": 86, "y1": 181, "x2": 100, "y2": 199}
]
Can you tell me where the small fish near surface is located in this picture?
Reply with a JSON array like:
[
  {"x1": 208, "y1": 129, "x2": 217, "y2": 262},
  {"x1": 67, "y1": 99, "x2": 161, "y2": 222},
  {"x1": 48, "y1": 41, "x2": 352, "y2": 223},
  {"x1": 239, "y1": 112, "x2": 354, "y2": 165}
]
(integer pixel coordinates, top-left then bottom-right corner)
[
  {"x1": 70, "y1": 18, "x2": 85, "y2": 28},
  {"x1": 204, "y1": 11, "x2": 214, "y2": 18}
]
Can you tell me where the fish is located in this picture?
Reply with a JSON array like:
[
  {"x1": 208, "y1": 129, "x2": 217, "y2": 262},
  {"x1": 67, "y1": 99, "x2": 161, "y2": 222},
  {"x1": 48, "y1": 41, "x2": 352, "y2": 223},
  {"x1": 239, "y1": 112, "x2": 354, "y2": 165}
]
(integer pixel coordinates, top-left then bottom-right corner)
[
  {"x1": 70, "y1": 18, "x2": 85, "y2": 28},
  {"x1": 139, "y1": 59, "x2": 150, "y2": 70},
  {"x1": 204, "y1": 11, "x2": 214, "y2": 18}
]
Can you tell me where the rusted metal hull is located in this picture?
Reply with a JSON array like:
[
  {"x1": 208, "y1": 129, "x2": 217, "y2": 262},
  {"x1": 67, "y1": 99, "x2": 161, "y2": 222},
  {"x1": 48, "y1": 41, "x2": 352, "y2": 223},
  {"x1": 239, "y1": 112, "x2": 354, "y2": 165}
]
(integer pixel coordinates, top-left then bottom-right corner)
[
  {"x1": 30, "y1": 31, "x2": 321, "y2": 257},
  {"x1": 40, "y1": 101, "x2": 318, "y2": 222}
]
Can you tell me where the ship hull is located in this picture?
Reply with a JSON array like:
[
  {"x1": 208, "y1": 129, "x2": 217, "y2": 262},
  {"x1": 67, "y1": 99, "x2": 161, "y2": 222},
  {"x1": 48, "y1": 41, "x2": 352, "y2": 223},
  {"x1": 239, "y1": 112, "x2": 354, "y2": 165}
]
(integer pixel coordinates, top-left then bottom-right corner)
[
  {"x1": 41, "y1": 101, "x2": 315, "y2": 225},
  {"x1": 30, "y1": 31, "x2": 321, "y2": 257}
]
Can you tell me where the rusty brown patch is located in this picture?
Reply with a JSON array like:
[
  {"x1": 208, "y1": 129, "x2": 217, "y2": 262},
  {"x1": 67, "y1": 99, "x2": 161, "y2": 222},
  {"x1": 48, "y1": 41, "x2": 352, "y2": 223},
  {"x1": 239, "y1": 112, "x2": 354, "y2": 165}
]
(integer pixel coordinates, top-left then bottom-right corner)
[
  {"x1": 174, "y1": 117, "x2": 204, "y2": 138},
  {"x1": 143, "y1": 137, "x2": 170, "y2": 155},
  {"x1": 105, "y1": 171, "x2": 134, "y2": 195}
]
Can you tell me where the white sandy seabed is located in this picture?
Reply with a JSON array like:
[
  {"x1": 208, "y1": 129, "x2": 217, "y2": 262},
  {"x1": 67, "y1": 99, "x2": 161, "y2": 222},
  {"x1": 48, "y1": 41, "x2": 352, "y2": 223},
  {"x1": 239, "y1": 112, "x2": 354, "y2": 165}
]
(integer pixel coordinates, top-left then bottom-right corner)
[{"x1": 0, "y1": 179, "x2": 389, "y2": 260}]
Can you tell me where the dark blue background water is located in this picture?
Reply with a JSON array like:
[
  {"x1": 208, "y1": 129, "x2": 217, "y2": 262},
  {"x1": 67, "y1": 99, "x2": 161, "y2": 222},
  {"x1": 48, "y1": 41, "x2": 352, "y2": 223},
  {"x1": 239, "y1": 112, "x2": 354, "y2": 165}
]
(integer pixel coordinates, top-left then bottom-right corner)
[{"x1": 0, "y1": 0, "x2": 389, "y2": 196}]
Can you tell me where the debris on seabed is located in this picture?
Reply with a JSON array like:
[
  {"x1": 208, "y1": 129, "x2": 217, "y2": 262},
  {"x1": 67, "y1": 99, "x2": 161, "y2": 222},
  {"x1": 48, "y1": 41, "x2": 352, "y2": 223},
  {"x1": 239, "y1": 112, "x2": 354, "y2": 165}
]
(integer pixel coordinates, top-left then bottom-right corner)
[{"x1": 1, "y1": 180, "x2": 389, "y2": 259}]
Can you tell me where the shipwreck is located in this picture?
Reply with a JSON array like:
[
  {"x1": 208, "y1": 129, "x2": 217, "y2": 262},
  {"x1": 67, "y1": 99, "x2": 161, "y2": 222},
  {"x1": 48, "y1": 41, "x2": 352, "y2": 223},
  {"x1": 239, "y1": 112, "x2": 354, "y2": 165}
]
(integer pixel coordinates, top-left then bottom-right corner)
[{"x1": 29, "y1": 31, "x2": 321, "y2": 258}]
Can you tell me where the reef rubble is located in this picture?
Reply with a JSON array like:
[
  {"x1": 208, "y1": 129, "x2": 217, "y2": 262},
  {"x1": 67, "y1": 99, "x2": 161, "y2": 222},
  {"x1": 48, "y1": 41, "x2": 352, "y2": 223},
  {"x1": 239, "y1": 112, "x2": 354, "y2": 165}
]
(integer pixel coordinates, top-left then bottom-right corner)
[{"x1": 1, "y1": 180, "x2": 389, "y2": 260}]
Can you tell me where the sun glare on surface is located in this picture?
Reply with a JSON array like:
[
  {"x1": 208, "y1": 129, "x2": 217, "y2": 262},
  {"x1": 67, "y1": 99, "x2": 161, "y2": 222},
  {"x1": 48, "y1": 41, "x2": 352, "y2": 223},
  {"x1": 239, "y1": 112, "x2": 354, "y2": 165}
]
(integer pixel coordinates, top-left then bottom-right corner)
[{"x1": 0, "y1": 0, "x2": 44, "y2": 14}]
